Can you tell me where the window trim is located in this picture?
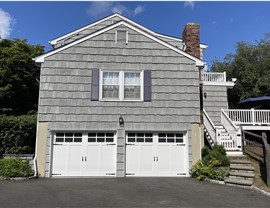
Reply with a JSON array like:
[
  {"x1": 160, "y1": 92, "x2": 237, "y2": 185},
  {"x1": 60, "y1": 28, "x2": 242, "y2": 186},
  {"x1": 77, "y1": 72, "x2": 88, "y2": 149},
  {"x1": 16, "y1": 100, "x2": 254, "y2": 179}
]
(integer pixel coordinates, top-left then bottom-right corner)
[
  {"x1": 99, "y1": 69, "x2": 144, "y2": 102},
  {"x1": 115, "y1": 30, "x2": 128, "y2": 44}
]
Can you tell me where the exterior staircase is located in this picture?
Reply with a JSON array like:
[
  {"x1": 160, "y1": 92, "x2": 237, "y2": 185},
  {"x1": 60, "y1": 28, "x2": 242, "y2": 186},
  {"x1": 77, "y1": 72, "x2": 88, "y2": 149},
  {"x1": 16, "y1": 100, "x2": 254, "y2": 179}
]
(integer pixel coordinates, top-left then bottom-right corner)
[{"x1": 225, "y1": 155, "x2": 255, "y2": 187}]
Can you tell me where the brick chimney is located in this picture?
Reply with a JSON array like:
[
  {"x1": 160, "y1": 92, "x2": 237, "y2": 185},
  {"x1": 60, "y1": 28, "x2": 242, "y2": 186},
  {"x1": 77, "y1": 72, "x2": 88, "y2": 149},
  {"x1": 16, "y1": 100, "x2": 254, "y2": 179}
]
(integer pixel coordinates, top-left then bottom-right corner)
[{"x1": 182, "y1": 23, "x2": 200, "y2": 59}]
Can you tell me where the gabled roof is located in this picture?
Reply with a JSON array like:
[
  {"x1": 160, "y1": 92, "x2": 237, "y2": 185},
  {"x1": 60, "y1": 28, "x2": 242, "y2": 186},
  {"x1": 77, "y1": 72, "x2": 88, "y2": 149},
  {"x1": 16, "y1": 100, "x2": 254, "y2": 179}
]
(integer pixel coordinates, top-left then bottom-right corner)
[
  {"x1": 49, "y1": 13, "x2": 208, "y2": 49},
  {"x1": 35, "y1": 20, "x2": 206, "y2": 66}
]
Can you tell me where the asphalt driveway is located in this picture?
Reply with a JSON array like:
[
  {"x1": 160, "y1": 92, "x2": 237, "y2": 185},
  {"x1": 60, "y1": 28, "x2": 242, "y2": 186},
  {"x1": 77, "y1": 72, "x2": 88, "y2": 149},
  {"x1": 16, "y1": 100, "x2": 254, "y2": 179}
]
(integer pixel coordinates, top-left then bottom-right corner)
[{"x1": 0, "y1": 178, "x2": 270, "y2": 207}]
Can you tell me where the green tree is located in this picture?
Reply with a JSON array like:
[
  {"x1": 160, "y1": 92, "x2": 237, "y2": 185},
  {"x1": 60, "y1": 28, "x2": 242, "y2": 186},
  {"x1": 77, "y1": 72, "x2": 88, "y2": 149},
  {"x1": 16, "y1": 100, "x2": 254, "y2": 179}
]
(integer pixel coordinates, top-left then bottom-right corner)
[
  {"x1": 211, "y1": 33, "x2": 270, "y2": 108},
  {"x1": 0, "y1": 38, "x2": 44, "y2": 115}
]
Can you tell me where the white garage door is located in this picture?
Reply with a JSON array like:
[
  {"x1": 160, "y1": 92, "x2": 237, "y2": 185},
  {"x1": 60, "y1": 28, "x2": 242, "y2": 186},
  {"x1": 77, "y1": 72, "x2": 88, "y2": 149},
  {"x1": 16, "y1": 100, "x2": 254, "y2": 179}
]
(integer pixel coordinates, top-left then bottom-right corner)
[
  {"x1": 52, "y1": 132, "x2": 116, "y2": 177},
  {"x1": 126, "y1": 132, "x2": 188, "y2": 177}
]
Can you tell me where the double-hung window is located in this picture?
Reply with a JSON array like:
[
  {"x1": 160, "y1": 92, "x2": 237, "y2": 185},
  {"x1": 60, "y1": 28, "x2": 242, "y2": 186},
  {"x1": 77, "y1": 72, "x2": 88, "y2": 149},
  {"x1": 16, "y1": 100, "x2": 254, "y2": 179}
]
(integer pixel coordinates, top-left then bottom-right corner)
[
  {"x1": 101, "y1": 70, "x2": 143, "y2": 101},
  {"x1": 102, "y1": 72, "x2": 119, "y2": 99}
]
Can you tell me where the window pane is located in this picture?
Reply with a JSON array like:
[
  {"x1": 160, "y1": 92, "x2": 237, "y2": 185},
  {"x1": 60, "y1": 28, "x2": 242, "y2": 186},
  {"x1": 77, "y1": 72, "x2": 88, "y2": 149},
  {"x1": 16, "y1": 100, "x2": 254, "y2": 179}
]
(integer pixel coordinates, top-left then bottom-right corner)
[
  {"x1": 124, "y1": 72, "x2": 140, "y2": 85},
  {"x1": 97, "y1": 137, "x2": 105, "y2": 142},
  {"x1": 74, "y1": 138, "x2": 82, "y2": 142},
  {"x1": 106, "y1": 137, "x2": 114, "y2": 142},
  {"x1": 103, "y1": 72, "x2": 119, "y2": 85},
  {"x1": 103, "y1": 86, "x2": 119, "y2": 98},
  {"x1": 124, "y1": 86, "x2": 140, "y2": 99},
  {"x1": 128, "y1": 137, "x2": 135, "y2": 142},
  {"x1": 167, "y1": 138, "x2": 175, "y2": 143},
  {"x1": 56, "y1": 133, "x2": 64, "y2": 137},
  {"x1": 88, "y1": 137, "x2": 96, "y2": 142},
  {"x1": 88, "y1": 133, "x2": 96, "y2": 137},
  {"x1": 56, "y1": 137, "x2": 64, "y2": 142},
  {"x1": 145, "y1": 138, "x2": 153, "y2": 142},
  {"x1": 74, "y1": 133, "x2": 82, "y2": 137},
  {"x1": 65, "y1": 133, "x2": 73, "y2": 137},
  {"x1": 137, "y1": 138, "x2": 144, "y2": 142},
  {"x1": 159, "y1": 138, "x2": 166, "y2": 143},
  {"x1": 65, "y1": 137, "x2": 73, "y2": 142}
]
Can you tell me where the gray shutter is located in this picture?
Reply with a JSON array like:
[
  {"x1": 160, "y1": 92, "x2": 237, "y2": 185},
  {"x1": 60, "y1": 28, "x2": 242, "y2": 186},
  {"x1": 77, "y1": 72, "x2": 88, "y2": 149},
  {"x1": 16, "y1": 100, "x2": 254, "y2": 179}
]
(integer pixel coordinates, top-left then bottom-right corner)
[
  {"x1": 144, "y1": 70, "x2": 151, "y2": 102},
  {"x1": 91, "y1": 69, "x2": 99, "y2": 101}
]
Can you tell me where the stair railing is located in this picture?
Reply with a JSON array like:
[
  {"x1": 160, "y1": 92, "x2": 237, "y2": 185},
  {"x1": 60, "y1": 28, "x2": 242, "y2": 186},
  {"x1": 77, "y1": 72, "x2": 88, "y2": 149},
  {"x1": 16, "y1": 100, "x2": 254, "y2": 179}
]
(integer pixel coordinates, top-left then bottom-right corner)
[
  {"x1": 221, "y1": 109, "x2": 242, "y2": 150},
  {"x1": 203, "y1": 109, "x2": 216, "y2": 143}
]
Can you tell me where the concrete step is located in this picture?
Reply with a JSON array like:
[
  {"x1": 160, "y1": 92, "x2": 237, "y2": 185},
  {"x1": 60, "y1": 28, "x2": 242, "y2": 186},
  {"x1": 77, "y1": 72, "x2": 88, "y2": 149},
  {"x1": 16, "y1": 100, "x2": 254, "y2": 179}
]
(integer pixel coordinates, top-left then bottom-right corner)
[
  {"x1": 229, "y1": 171, "x2": 255, "y2": 179},
  {"x1": 230, "y1": 165, "x2": 255, "y2": 172},
  {"x1": 230, "y1": 160, "x2": 252, "y2": 166},
  {"x1": 225, "y1": 178, "x2": 253, "y2": 186}
]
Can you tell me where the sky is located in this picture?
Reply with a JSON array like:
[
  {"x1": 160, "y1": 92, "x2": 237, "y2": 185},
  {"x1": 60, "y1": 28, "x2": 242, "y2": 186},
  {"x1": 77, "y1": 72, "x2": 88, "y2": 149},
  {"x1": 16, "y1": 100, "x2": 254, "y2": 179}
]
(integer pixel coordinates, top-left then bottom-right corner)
[{"x1": 0, "y1": 1, "x2": 270, "y2": 68}]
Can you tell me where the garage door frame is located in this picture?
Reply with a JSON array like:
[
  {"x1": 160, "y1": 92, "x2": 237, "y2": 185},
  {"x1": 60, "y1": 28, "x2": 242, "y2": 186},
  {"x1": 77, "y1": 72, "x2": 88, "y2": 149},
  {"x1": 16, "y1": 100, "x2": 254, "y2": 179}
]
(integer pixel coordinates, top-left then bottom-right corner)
[
  {"x1": 125, "y1": 132, "x2": 189, "y2": 177},
  {"x1": 51, "y1": 132, "x2": 117, "y2": 177}
]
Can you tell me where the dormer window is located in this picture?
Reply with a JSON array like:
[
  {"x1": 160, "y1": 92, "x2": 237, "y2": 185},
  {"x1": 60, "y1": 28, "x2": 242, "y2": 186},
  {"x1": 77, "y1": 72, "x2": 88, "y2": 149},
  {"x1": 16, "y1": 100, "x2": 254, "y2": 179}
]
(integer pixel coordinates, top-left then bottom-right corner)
[{"x1": 116, "y1": 30, "x2": 128, "y2": 44}]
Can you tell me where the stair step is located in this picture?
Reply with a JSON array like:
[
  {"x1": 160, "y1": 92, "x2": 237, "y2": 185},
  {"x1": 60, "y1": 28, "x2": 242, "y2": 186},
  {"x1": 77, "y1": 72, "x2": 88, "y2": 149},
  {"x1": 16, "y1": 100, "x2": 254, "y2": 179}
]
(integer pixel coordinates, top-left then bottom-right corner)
[
  {"x1": 230, "y1": 165, "x2": 255, "y2": 171},
  {"x1": 225, "y1": 178, "x2": 253, "y2": 186},
  {"x1": 230, "y1": 160, "x2": 252, "y2": 165},
  {"x1": 229, "y1": 171, "x2": 255, "y2": 178}
]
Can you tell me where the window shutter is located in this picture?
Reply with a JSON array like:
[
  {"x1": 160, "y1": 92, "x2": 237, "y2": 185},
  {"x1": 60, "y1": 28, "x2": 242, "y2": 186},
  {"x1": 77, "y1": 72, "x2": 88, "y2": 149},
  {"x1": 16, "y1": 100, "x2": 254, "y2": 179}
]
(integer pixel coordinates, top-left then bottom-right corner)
[
  {"x1": 91, "y1": 69, "x2": 99, "y2": 101},
  {"x1": 144, "y1": 70, "x2": 151, "y2": 102}
]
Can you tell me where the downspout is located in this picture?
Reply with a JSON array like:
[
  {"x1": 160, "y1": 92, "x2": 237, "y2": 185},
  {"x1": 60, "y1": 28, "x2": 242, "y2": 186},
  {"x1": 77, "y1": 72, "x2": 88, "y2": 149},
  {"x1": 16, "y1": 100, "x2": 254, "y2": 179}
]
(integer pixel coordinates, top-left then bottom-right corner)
[
  {"x1": 31, "y1": 61, "x2": 42, "y2": 178},
  {"x1": 199, "y1": 66, "x2": 204, "y2": 125}
]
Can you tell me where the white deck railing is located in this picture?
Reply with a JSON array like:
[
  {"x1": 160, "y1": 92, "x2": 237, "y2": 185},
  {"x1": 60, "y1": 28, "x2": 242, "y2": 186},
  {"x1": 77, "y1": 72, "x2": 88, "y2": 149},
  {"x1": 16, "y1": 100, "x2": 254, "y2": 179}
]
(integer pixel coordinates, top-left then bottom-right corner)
[
  {"x1": 203, "y1": 109, "x2": 217, "y2": 143},
  {"x1": 223, "y1": 109, "x2": 270, "y2": 125},
  {"x1": 220, "y1": 109, "x2": 242, "y2": 150},
  {"x1": 203, "y1": 72, "x2": 226, "y2": 82}
]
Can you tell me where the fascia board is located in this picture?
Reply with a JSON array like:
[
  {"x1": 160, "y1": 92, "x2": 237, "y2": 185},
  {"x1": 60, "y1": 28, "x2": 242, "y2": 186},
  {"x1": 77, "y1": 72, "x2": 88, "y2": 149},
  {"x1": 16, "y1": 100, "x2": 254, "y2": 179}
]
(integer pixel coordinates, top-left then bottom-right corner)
[{"x1": 35, "y1": 21, "x2": 206, "y2": 67}]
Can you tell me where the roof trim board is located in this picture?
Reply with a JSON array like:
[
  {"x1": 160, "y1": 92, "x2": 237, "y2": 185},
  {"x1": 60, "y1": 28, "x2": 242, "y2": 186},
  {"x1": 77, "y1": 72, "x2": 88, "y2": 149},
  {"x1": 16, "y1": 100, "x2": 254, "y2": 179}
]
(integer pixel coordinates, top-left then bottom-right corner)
[
  {"x1": 49, "y1": 13, "x2": 208, "y2": 49},
  {"x1": 35, "y1": 21, "x2": 206, "y2": 66}
]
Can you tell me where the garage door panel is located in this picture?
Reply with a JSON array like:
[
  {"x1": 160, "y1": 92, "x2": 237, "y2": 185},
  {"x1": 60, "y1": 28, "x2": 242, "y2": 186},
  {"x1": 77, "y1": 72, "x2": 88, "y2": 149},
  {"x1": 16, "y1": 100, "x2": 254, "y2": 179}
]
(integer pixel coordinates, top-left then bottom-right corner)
[
  {"x1": 140, "y1": 145, "x2": 155, "y2": 173},
  {"x1": 100, "y1": 145, "x2": 116, "y2": 172},
  {"x1": 126, "y1": 145, "x2": 154, "y2": 175},
  {"x1": 52, "y1": 145, "x2": 68, "y2": 174},
  {"x1": 156, "y1": 145, "x2": 171, "y2": 172},
  {"x1": 126, "y1": 132, "x2": 188, "y2": 177},
  {"x1": 67, "y1": 145, "x2": 84, "y2": 173},
  {"x1": 52, "y1": 132, "x2": 116, "y2": 177},
  {"x1": 126, "y1": 145, "x2": 139, "y2": 173},
  {"x1": 171, "y1": 146, "x2": 186, "y2": 173}
]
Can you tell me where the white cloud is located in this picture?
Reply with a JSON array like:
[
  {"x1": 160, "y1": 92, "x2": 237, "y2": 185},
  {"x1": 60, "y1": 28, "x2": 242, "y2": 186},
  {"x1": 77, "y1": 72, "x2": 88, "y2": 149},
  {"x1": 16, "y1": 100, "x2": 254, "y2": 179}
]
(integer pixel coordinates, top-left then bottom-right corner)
[
  {"x1": 133, "y1": 5, "x2": 144, "y2": 16},
  {"x1": 86, "y1": 2, "x2": 145, "y2": 18},
  {"x1": 212, "y1": 21, "x2": 218, "y2": 25},
  {"x1": 184, "y1": 1, "x2": 195, "y2": 9},
  {"x1": 0, "y1": 8, "x2": 14, "y2": 39}
]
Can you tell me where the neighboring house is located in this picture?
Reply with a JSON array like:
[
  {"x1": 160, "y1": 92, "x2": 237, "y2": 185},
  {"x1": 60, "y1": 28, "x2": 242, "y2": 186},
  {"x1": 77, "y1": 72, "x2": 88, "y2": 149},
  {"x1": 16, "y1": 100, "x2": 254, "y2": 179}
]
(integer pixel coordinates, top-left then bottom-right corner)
[{"x1": 34, "y1": 13, "x2": 222, "y2": 178}]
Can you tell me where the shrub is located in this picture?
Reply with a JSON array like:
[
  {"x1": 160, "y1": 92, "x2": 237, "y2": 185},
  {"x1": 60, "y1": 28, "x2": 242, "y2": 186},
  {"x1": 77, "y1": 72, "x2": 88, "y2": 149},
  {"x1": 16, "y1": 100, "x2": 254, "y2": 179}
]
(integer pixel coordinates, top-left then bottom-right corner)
[
  {"x1": 190, "y1": 159, "x2": 229, "y2": 181},
  {"x1": 202, "y1": 144, "x2": 230, "y2": 166},
  {"x1": 0, "y1": 158, "x2": 34, "y2": 179},
  {"x1": 0, "y1": 115, "x2": 37, "y2": 154}
]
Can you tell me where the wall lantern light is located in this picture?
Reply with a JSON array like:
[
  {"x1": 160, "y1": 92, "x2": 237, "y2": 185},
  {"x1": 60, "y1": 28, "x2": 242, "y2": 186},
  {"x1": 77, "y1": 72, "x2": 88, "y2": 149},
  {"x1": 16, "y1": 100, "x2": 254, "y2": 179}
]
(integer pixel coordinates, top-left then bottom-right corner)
[
  {"x1": 119, "y1": 116, "x2": 124, "y2": 127},
  {"x1": 204, "y1": 92, "x2": 207, "y2": 99}
]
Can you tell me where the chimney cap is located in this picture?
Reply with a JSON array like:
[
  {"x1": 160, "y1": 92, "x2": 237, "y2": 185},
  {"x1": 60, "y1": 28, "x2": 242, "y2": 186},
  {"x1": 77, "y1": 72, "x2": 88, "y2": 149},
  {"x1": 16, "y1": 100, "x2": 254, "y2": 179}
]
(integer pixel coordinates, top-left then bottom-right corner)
[{"x1": 185, "y1": 22, "x2": 200, "y2": 26}]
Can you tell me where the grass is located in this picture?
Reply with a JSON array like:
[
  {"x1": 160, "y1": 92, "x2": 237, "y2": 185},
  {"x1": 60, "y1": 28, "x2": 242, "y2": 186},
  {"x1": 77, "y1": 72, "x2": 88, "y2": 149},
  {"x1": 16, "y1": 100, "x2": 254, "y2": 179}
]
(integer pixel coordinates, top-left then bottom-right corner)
[{"x1": 249, "y1": 157, "x2": 270, "y2": 192}]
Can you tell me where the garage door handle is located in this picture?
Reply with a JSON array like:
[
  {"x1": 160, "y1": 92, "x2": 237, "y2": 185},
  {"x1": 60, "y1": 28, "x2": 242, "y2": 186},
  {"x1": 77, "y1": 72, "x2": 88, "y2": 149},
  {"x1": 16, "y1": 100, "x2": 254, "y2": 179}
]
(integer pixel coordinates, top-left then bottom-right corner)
[
  {"x1": 82, "y1": 156, "x2": 84, "y2": 162},
  {"x1": 153, "y1": 156, "x2": 155, "y2": 161},
  {"x1": 156, "y1": 156, "x2": 158, "y2": 162},
  {"x1": 85, "y1": 156, "x2": 87, "y2": 162}
]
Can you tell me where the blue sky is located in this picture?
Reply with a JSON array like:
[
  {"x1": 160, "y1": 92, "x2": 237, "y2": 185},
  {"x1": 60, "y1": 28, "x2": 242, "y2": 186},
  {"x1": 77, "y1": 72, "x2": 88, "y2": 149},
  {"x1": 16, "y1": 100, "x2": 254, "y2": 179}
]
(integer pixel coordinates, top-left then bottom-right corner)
[{"x1": 0, "y1": 1, "x2": 270, "y2": 68}]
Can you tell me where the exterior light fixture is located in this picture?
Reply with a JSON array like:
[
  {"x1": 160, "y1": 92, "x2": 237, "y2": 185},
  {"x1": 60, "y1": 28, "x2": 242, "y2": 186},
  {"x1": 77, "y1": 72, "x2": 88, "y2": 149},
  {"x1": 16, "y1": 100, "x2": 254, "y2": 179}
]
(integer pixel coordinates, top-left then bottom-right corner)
[
  {"x1": 204, "y1": 92, "x2": 207, "y2": 99},
  {"x1": 119, "y1": 116, "x2": 124, "y2": 127}
]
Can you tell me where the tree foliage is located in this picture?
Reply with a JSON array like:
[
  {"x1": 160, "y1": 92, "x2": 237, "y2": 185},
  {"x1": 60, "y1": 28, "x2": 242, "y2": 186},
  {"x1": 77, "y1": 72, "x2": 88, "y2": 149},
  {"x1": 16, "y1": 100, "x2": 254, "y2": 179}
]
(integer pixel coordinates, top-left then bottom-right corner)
[
  {"x1": 211, "y1": 33, "x2": 270, "y2": 108},
  {"x1": 0, "y1": 38, "x2": 44, "y2": 115},
  {"x1": 0, "y1": 114, "x2": 37, "y2": 154}
]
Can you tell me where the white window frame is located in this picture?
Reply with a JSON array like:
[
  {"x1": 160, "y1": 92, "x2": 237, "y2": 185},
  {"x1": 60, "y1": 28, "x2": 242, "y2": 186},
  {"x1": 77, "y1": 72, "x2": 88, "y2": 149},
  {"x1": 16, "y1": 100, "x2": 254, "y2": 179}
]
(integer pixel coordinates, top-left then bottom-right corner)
[
  {"x1": 100, "y1": 69, "x2": 143, "y2": 101},
  {"x1": 115, "y1": 30, "x2": 128, "y2": 44}
]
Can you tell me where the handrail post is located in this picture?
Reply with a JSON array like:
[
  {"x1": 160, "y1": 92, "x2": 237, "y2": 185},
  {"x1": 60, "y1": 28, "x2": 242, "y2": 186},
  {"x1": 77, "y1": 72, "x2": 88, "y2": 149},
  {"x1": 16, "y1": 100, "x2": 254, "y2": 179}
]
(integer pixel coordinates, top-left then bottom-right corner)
[
  {"x1": 223, "y1": 71, "x2": 226, "y2": 82},
  {"x1": 251, "y1": 108, "x2": 255, "y2": 125}
]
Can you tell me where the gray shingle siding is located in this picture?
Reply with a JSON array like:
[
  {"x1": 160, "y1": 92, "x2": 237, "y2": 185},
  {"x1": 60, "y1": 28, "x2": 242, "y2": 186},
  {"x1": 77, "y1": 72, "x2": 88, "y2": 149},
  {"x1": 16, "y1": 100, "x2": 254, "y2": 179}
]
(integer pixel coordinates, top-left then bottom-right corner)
[
  {"x1": 39, "y1": 25, "x2": 200, "y2": 174},
  {"x1": 203, "y1": 85, "x2": 228, "y2": 126}
]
